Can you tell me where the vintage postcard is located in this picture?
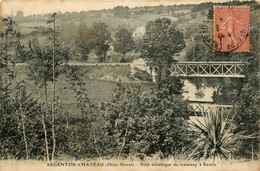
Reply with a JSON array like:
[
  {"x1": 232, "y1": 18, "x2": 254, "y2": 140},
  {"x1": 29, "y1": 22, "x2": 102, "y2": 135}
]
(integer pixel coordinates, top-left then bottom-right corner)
[{"x1": 0, "y1": 0, "x2": 259, "y2": 171}]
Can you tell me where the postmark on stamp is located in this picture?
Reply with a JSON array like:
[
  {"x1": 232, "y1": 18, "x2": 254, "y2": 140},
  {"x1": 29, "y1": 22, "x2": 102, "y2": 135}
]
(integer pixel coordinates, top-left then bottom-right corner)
[{"x1": 213, "y1": 6, "x2": 250, "y2": 52}]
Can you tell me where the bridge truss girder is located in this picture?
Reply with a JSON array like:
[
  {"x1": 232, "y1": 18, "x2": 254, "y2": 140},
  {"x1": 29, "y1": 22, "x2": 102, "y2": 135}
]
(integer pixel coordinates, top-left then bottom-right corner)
[
  {"x1": 170, "y1": 62, "x2": 245, "y2": 78},
  {"x1": 190, "y1": 103, "x2": 233, "y2": 115}
]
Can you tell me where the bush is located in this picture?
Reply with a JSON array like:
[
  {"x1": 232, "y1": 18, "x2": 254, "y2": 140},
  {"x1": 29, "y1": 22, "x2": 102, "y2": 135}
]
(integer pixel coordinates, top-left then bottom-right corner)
[
  {"x1": 187, "y1": 109, "x2": 254, "y2": 160},
  {"x1": 98, "y1": 81, "x2": 191, "y2": 159}
]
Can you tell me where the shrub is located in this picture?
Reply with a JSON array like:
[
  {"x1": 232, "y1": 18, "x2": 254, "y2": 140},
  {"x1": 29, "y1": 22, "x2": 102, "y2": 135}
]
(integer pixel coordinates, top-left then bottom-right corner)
[{"x1": 187, "y1": 109, "x2": 254, "y2": 160}]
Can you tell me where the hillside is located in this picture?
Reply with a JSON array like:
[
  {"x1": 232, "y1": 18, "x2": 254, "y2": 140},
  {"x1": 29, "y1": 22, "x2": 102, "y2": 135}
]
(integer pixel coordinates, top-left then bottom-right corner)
[
  {"x1": 12, "y1": 1, "x2": 259, "y2": 63},
  {"x1": 11, "y1": 64, "x2": 155, "y2": 107}
]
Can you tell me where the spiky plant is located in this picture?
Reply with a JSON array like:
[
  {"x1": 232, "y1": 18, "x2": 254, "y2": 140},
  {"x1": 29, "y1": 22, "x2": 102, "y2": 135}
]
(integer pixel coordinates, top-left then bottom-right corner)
[{"x1": 187, "y1": 108, "x2": 254, "y2": 160}]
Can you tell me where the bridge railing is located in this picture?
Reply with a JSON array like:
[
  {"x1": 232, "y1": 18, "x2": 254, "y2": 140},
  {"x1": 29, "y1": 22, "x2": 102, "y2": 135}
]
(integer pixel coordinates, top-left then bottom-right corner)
[{"x1": 170, "y1": 61, "x2": 246, "y2": 78}]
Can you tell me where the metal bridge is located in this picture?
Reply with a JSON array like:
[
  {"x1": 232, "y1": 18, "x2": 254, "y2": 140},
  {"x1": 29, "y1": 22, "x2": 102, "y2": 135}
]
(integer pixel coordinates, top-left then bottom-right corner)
[
  {"x1": 170, "y1": 61, "x2": 245, "y2": 78},
  {"x1": 190, "y1": 103, "x2": 233, "y2": 115}
]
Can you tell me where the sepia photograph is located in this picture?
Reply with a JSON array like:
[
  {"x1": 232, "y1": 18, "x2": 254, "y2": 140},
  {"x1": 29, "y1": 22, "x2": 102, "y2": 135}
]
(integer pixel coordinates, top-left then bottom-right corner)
[{"x1": 0, "y1": 0, "x2": 259, "y2": 170}]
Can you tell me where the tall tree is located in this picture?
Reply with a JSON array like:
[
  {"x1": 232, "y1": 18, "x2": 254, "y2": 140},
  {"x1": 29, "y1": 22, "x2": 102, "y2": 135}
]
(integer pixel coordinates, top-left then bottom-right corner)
[
  {"x1": 28, "y1": 13, "x2": 69, "y2": 161},
  {"x1": 114, "y1": 28, "x2": 134, "y2": 55},
  {"x1": 49, "y1": 13, "x2": 57, "y2": 161},
  {"x1": 141, "y1": 18, "x2": 185, "y2": 83},
  {"x1": 75, "y1": 23, "x2": 90, "y2": 61},
  {"x1": 0, "y1": 17, "x2": 18, "y2": 88},
  {"x1": 0, "y1": 17, "x2": 18, "y2": 159},
  {"x1": 76, "y1": 22, "x2": 111, "y2": 62},
  {"x1": 91, "y1": 22, "x2": 111, "y2": 62}
]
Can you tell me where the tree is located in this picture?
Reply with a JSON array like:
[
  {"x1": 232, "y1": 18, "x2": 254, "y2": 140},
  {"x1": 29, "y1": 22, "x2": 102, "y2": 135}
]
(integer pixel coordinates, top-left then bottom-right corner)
[
  {"x1": 15, "y1": 11, "x2": 25, "y2": 22},
  {"x1": 16, "y1": 11, "x2": 24, "y2": 18},
  {"x1": 185, "y1": 34, "x2": 212, "y2": 62},
  {"x1": 90, "y1": 22, "x2": 111, "y2": 62},
  {"x1": 64, "y1": 66, "x2": 101, "y2": 159},
  {"x1": 155, "y1": 5, "x2": 163, "y2": 14},
  {"x1": 27, "y1": 13, "x2": 69, "y2": 161},
  {"x1": 49, "y1": 12, "x2": 68, "y2": 161},
  {"x1": 58, "y1": 22, "x2": 77, "y2": 59},
  {"x1": 113, "y1": 6, "x2": 130, "y2": 18},
  {"x1": 0, "y1": 17, "x2": 19, "y2": 87},
  {"x1": 16, "y1": 83, "x2": 30, "y2": 160},
  {"x1": 141, "y1": 18, "x2": 185, "y2": 83},
  {"x1": 75, "y1": 23, "x2": 91, "y2": 61},
  {"x1": 28, "y1": 20, "x2": 69, "y2": 104},
  {"x1": 76, "y1": 22, "x2": 111, "y2": 62},
  {"x1": 114, "y1": 28, "x2": 134, "y2": 55}
]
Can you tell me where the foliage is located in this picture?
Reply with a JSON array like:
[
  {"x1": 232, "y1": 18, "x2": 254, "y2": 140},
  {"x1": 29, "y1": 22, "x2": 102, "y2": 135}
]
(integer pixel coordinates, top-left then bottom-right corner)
[
  {"x1": 0, "y1": 81, "x2": 69, "y2": 160},
  {"x1": 27, "y1": 13, "x2": 70, "y2": 161},
  {"x1": 75, "y1": 23, "x2": 91, "y2": 61},
  {"x1": 75, "y1": 22, "x2": 111, "y2": 62},
  {"x1": 91, "y1": 22, "x2": 111, "y2": 62},
  {"x1": 27, "y1": 44, "x2": 69, "y2": 86},
  {"x1": 156, "y1": 76, "x2": 185, "y2": 96},
  {"x1": 212, "y1": 78, "x2": 244, "y2": 105},
  {"x1": 0, "y1": 17, "x2": 17, "y2": 60},
  {"x1": 64, "y1": 66, "x2": 102, "y2": 159},
  {"x1": 0, "y1": 17, "x2": 28, "y2": 63},
  {"x1": 141, "y1": 18, "x2": 185, "y2": 82},
  {"x1": 27, "y1": 15, "x2": 70, "y2": 103},
  {"x1": 0, "y1": 18, "x2": 48, "y2": 160},
  {"x1": 99, "y1": 81, "x2": 191, "y2": 159},
  {"x1": 114, "y1": 28, "x2": 134, "y2": 55},
  {"x1": 133, "y1": 68, "x2": 153, "y2": 82},
  {"x1": 188, "y1": 109, "x2": 254, "y2": 160},
  {"x1": 0, "y1": 17, "x2": 18, "y2": 87},
  {"x1": 232, "y1": 59, "x2": 260, "y2": 159},
  {"x1": 0, "y1": 81, "x2": 49, "y2": 160},
  {"x1": 14, "y1": 11, "x2": 26, "y2": 23},
  {"x1": 155, "y1": 5, "x2": 163, "y2": 14},
  {"x1": 185, "y1": 34, "x2": 211, "y2": 61},
  {"x1": 113, "y1": 6, "x2": 130, "y2": 18}
]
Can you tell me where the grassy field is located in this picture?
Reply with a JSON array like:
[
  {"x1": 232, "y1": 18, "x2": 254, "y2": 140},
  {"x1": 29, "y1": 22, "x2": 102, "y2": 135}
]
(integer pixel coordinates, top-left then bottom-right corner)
[{"x1": 10, "y1": 65, "x2": 155, "y2": 117}]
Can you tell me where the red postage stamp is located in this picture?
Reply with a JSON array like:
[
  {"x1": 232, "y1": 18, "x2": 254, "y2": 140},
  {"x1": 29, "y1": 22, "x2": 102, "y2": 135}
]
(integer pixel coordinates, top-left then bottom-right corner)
[{"x1": 213, "y1": 6, "x2": 250, "y2": 52}]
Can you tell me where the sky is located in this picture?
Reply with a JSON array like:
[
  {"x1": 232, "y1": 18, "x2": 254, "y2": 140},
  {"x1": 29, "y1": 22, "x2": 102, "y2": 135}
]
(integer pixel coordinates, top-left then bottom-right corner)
[{"x1": 0, "y1": 0, "x2": 257, "y2": 17}]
